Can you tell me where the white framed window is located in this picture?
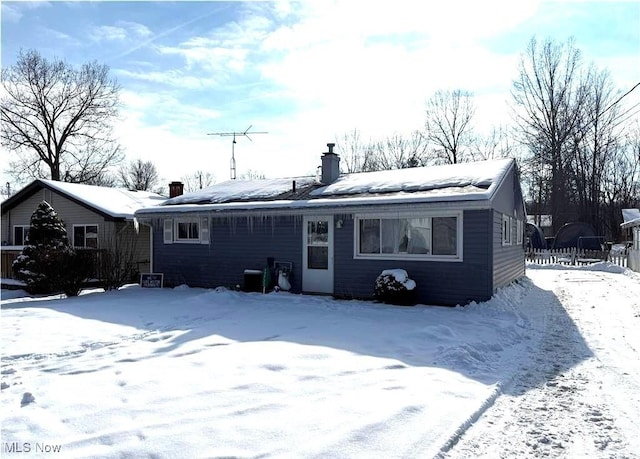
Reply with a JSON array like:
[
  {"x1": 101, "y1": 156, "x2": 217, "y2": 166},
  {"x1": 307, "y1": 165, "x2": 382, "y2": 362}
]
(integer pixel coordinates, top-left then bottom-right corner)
[
  {"x1": 502, "y1": 214, "x2": 512, "y2": 246},
  {"x1": 13, "y1": 225, "x2": 30, "y2": 245},
  {"x1": 516, "y1": 219, "x2": 523, "y2": 245},
  {"x1": 354, "y1": 211, "x2": 463, "y2": 261},
  {"x1": 176, "y1": 219, "x2": 199, "y2": 241},
  {"x1": 73, "y1": 224, "x2": 99, "y2": 248},
  {"x1": 165, "y1": 217, "x2": 210, "y2": 244}
]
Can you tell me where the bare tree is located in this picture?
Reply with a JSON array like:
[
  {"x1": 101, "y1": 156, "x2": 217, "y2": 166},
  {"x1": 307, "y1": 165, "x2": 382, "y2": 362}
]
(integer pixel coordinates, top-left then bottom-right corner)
[
  {"x1": 238, "y1": 169, "x2": 266, "y2": 180},
  {"x1": 371, "y1": 131, "x2": 428, "y2": 170},
  {"x1": 1, "y1": 49, "x2": 123, "y2": 183},
  {"x1": 424, "y1": 89, "x2": 476, "y2": 164},
  {"x1": 511, "y1": 37, "x2": 590, "y2": 233},
  {"x1": 567, "y1": 67, "x2": 621, "y2": 234},
  {"x1": 182, "y1": 170, "x2": 216, "y2": 192},
  {"x1": 471, "y1": 126, "x2": 516, "y2": 161},
  {"x1": 335, "y1": 129, "x2": 427, "y2": 172},
  {"x1": 334, "y1": 129, "x2": 376, "y2": 173},
  {"x1": 602, "y1": 124, "x2": 640, "y2": 241},
  {"x1": 119, "y1": 159, "x2": 159, "y2": 191}
]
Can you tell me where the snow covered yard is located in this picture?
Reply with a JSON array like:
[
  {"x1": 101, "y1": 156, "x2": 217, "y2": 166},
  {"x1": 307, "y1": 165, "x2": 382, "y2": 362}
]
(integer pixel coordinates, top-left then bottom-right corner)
[{"x1": 1, "y1": 264, "x2": 639, "y2": 458}]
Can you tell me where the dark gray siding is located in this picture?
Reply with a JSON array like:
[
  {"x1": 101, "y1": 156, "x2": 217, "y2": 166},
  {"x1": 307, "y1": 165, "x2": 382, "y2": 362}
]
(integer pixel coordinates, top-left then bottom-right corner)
[
  {"x1": 492, "y1": 210, "x2": 526, "y2": 291},
  {"x1": 490, "y1": 164, "x2": 526, "y2": 220},
  {"x1": 153, "y1": 215, "x2": 303, "y2": 291},
  {"x1": 333, "y1": 209, "x2": 493, "y2": 306}
]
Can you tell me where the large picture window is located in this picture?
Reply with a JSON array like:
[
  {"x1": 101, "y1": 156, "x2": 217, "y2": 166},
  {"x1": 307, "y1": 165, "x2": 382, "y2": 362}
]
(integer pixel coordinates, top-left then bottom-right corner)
[
  {"x1": 73, "y1": 225, "x2": 99, "y2": 248},
  {"x1": 355, "y1": 212, "x2": 462, "y2": 261}
]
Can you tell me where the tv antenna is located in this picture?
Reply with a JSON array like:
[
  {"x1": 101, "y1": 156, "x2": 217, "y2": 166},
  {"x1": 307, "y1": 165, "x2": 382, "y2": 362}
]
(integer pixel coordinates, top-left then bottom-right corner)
[{"x1": 207, "y1": 125, "x2": 268, "y2": 179}]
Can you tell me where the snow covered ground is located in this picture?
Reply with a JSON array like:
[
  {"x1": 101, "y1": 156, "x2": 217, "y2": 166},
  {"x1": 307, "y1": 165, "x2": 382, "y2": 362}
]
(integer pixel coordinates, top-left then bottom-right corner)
[{"x1": 1, "y1": 263, "x2": 639, "y2": 458}]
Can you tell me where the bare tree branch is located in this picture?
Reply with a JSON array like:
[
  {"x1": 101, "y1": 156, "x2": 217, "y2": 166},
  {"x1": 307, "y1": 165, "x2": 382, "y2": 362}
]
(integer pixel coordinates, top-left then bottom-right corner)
[
  {"x1": 1, "y1": 49, "x2": 124, "y2": 183},
  {"x1": 424, "y1": 89, "x2": 476, "y2": 164}
]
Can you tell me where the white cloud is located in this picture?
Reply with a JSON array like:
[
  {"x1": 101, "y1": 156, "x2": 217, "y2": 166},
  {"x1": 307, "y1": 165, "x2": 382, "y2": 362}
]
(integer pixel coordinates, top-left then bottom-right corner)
[
  {"x1": 1, "y1": 1, "x2": 51, "y2": 23},
  {"x1": 92, "y1": 25, "x2": 128, "y2": 42},
  {"x1": 109, "y1": 0, "x2": 639, "y2": 182},
  {"x1": 90, "y1": 21, "x2": 154, "y2": 42}
]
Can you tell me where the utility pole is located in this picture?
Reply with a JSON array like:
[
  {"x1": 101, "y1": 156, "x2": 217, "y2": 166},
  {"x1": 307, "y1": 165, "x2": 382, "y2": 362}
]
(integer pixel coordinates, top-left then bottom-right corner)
[{"x1": 207, "y1": 125, "x2": 268, "y2": 179}]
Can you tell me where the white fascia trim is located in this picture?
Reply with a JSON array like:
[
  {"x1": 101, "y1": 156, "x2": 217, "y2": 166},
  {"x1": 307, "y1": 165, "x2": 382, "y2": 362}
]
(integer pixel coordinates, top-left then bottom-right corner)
[{"x1": 135, "y1": 199, "x2": 492, "y2": 219}]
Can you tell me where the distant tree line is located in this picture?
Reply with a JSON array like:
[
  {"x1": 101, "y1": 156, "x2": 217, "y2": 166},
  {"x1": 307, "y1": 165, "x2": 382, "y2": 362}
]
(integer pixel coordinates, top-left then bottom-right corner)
[
  {"x1": 2, "y1": 42, "x2": 638, "y2": 241},
  {"x1": 335, "y1": 37, "x2": 639, "y2": 242}
]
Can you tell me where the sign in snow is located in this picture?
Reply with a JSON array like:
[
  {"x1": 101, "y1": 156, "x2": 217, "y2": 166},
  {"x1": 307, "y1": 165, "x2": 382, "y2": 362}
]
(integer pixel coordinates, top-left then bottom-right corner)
[{"x1": 140, "y1": 273, "x2": 163, "y2": 288}]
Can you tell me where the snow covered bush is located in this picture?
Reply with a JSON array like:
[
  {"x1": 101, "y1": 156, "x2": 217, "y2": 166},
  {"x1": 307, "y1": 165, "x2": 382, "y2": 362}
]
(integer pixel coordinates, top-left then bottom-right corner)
[
  {"x1": 374, "y1": 269, "x2": 417, "y2": 306},
  {"x1": 12, "y1": 201, "x2": 91, "y2": 296}
]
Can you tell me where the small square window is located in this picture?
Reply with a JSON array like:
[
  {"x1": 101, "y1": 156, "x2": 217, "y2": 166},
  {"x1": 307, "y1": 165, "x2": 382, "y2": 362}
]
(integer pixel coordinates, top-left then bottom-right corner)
[
  {"x1": 13, "y1": 226, "x2": 30, "y2": 245},
  {"x1": 175, "y1": 219, "x2": 200, "y2": 241},
  {"x1": 74, "y1": 225, "x2": 99, "y2": 248}
]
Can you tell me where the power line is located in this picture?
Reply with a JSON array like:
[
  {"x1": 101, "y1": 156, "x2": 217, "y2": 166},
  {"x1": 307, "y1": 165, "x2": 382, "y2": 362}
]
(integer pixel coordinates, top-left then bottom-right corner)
[{"x1": 603, "y1": 81, "x2": 640, "y2": 115}]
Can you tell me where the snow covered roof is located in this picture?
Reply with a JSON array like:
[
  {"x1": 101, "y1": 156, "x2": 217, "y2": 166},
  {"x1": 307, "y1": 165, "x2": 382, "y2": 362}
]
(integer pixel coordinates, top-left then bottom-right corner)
[
  {"x1": 136, "y1": 158, "x2": 515, "y2": 215},
  {"x1": 621, "y1": 209, "x2": 640, "y2": 228},
  {"x1": 311, "y1": 158, "x2": 512, "y2": 197},
  {"x1": 2, "y1": 179, "x2": 166, "y2": 220},
  {"x1": 163, "y1": 176, "x2": 319, "y2": 205}
]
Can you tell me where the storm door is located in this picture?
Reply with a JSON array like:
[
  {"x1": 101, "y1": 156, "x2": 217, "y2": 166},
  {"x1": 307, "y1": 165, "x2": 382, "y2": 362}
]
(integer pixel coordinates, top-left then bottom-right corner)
[{"x1": 302, "y1": 216, "x2": 334, "y2": 294}]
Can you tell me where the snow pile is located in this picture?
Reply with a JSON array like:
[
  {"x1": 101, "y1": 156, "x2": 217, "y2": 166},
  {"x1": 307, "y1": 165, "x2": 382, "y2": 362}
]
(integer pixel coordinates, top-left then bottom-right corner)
[
  {"x1": 379, "y1": 268, "x2": 416, "y2": 290},
  {"x1": 374, "y1": 269, "x2": 418, "y2": 305}
]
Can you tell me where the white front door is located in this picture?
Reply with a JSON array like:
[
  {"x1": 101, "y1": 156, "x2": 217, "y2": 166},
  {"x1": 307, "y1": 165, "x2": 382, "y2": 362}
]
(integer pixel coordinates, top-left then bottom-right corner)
[{"x1": 302, "y1": 216, "x2": 334, "y2": 294}]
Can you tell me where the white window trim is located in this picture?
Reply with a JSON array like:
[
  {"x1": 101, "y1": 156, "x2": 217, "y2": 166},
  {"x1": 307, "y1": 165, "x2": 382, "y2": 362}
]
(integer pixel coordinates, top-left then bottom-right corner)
[
  {"x1": 502, "y1": 214, "x2": 512, "y2": 246},
  {"x1": 353, "y1": 210, "x2": 463, "y2": 262},
  {"x1": 516, "y1": 219, "x2": 523, "y2": 245},
  {"x1": 163, "y1": 219, "x2": 173, "y2": 244},
  {"x1": 171, "y1": 217, "x2": 210, "y2": 244},
  {"x1": 13, "y1": 225, "x2": 30, "y2": 245},
  {"x1": 72, "y1": 224, "x2": 99, "y2": 249}
]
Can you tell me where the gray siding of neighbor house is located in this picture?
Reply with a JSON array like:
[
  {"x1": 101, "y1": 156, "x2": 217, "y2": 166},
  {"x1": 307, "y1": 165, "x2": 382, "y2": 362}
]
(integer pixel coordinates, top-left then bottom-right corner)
[
  {"x1": 333, "y1": 209, "x2": 493, "y2": 306},
  {"x1": 152, "y1": 215, "x2": 303, "y2": 291},
  {"x1": 1, "y1": 189, "x2": 152, "y2": 276},
  {"x1": 492, "y1": 210, "x2": 526, "y2": 291},
  {"x1": 2, "y1": 189, "x2": 105, "y2": 245}
]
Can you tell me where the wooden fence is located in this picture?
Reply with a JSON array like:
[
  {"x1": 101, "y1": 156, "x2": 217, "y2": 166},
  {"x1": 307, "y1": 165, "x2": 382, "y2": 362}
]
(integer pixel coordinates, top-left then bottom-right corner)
[{"x1": 527, "y1": 248, "x2": 628, "y2": 268}]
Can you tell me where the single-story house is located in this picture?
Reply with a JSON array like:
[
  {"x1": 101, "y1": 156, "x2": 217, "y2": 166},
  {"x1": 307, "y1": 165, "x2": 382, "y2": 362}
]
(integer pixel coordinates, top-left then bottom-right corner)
[
  {"x1": 1, "y1": 179, "x2": 166, "y2": 279},
  {"x1": 621, "y1": 208, "x2": 640, "y2": 272},
  {"x1": 135, "y1": 144, "x2": 526, "y2": 306}
]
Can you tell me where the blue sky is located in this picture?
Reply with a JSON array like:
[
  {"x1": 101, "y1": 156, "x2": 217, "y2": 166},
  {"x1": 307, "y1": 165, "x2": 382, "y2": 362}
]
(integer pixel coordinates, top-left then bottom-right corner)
[{"x1": 2, "y1": 1, "x2": 639, "y2": 188}]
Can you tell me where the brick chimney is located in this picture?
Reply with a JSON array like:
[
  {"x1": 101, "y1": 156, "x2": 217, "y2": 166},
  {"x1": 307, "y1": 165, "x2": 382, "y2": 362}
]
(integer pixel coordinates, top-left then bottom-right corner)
[
  {"x1": 321, "y1": 142, "x2": 340, "y2": 184},
  {"x1": 169, "y1": 181, "x2": 184, "y2": 198}
]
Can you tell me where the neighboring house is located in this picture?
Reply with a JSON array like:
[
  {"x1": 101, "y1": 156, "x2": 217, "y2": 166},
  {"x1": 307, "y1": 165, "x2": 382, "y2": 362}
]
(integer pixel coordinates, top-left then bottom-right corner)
[
  {"x1": 621, "y1": 209, "x2": 640, "y2": 272},
  {"x1": 135, "y1": 144, "x2": 527, "y2": 306},
  {"x1": 1, "y1": 179, "x2": 166, "y2": 279}
]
